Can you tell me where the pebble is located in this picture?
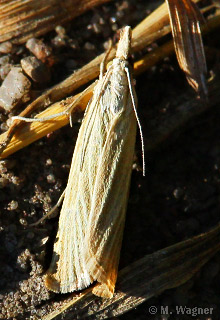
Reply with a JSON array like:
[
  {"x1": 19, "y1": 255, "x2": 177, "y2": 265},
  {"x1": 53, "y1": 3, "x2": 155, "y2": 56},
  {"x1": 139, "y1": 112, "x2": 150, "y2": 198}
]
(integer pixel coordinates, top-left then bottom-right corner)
[
  {"x1": 55, "y1": 25, "x2": 66, "y2": 36},
  {"x1": 0, "y1": 41, "x2": 13, "y2": 54},
  {"x1": 26, "y1": 38, "x2": 52, "y2": 63},
  {"x1": 46, "y1": 158, "x2": 52, "y2": 166},
  {"x1": 0, "y1": 160, "x2": 8, "y2": 172},
  {"x1": 0, "y1": 67, "x2": 31, "y2": 111},
  {"x1": 21, "y1": 56, "x2": 50, "y2": 82},
  {"x1": 84, "y1": 42, "x2": 95, "y2": 50},
  {"x1": 39, "y1": 236, "x2": 49, "y2": 247},
  {"x1": 19, "y1": 218, "x2": 27, "y2": 226},
  {"x1": 7, "y1": 200, "x2": 18, "y2": 211},
  {"x1": 47, "y1": 173, "x2": 55, "y2": 184},
  {"x1": 0, "y1": 55, "x2": 10, "y2": 65},
  {"x1": 52, "y1": 25, "x2": 67, "y2": 47},
  {"x1": 0, "y1": 63, "x2": 11, "y2": 81},
  {"x1": 173, "y1": 187, "x2": 184, "y2": 199},
  {"x1": 52, "y1": 35, "x2": 67, "y2": 47}
]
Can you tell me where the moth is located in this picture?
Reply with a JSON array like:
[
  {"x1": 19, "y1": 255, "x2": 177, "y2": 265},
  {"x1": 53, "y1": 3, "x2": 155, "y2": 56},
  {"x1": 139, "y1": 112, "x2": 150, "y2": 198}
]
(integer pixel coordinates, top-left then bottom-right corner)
[{"x1": 43, "y1": 26, "x2": 138, "y2": 298}]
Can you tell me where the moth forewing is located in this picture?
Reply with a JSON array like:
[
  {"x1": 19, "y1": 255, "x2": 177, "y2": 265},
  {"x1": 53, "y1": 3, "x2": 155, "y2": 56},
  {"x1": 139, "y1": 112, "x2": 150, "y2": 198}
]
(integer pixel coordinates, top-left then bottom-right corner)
[
  {"x1": 85, "y1": 105, "x2": 137, "y2": 298},
  {"x1": 44, "y1": 26, "x2": 138, "y2": 298}
]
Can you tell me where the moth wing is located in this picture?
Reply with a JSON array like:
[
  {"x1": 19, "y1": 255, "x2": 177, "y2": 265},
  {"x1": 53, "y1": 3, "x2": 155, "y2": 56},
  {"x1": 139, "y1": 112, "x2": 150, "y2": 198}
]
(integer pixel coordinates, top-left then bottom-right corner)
[
  {"x1": 84, "y1": 99, "x2": 137, "y2": 298},
  {"x1": 44, "y1": 88, "x2": 103, "y2": 293}
]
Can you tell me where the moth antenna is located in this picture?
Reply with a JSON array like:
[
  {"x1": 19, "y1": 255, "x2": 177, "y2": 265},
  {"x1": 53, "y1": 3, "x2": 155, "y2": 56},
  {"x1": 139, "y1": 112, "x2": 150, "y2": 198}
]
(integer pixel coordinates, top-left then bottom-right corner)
[{"x1": 125, "y1": 66, "x2": 145, "y2": 177}]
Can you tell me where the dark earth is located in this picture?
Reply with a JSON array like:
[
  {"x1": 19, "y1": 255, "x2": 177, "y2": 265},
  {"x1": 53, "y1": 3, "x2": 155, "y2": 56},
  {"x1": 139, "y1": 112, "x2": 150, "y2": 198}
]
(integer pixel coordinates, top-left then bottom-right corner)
[{"x1": 0, "y1": 0, "x2": 220, "y2": 319}]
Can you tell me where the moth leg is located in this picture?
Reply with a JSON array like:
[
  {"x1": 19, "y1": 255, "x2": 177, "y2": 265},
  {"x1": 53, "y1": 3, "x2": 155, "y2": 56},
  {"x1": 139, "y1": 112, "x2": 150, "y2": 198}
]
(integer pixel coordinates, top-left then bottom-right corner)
[
  {"x1": 66, "y1": 82, "x2": 96, "y2": 127},
  {"x1": 11, "y1": 82, "x2": 97, "y2": 126},
  {"x1": 30, "y1": 188, "x2": 66, "y2": 227}
]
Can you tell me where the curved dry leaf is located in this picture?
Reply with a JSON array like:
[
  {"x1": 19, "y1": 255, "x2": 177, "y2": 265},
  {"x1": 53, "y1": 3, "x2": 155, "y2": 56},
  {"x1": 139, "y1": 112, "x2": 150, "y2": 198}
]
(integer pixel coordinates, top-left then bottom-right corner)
[
  {"x1": 166, "y1": 0, "x2": 207, "y2": 99},
  {"x1": 43, "y1": 224, "x2": 220, "y2": 319}
]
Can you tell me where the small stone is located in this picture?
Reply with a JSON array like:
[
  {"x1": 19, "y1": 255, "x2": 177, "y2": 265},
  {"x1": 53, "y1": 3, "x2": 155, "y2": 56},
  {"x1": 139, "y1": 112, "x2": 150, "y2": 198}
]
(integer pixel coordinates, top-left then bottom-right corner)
[
  {"x1": 0, "y1": 160, "x2": 8, "y2": 170},
  {"x1": 0, "y1": 64, "x2": 11, "y2": 81},
  {"x1": 52, "y1": 35, "x2": 66, "y2": 47},
  {"x1": 0, "y1": 41, "x2": 13, "y2": 54},
  {"x1": 21, "y1": 56, "x2": 50, "y2": 82},
  {"x1": 0, "y1": 55, "x2": 10, "y2": 65},
  {"x1": 47, "y1": 174, "x2": 55, "y2": 184},
  {"x1": 55, "y1": 25, "x2": 66, "y2": 36},
  {"x1": 7, "y1": 200, "x2": 18, "y2": 211},
  {"x1": 84, "y1": 42, "x2": 95, "y2": 50},
  {"x1": 110, "y1": 16, "x2": 116, "y2": 23},
  {"x1": 39, "y1": 236, "x2": 49, "y2": 247},
  {"x1": 26, "y1": 38, "x2": 52, "y2": 62},
  {"x1": 111, "y1": 24, "x2": 118, "y2": 31},
  {"x1": 173, "y1": 188, "x2": 184, "y2": 199},
  {"x1": 103, "y1": 40, "x2": 110, "y2": 50},
  {"x1": 0, "y1": 67, "x2": 31, "y2": 111},
  {"x1": 46, "y1": 158, "x2": 52, "y2": 166},
  {"x1": 19, "y1": 218, "x2": 27, "y2": 226}
]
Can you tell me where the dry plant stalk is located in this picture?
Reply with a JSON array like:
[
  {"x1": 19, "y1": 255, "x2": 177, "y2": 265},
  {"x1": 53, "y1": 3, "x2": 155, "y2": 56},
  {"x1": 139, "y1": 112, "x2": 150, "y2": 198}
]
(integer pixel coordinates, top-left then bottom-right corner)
[
  {"x1": 1, "y1": 0, "x2": 218, "y2": 159},
  {"x1": 43, "y1": 224, "x2": 220, "y2": 319},
  {"x1": 0, "y1": 0, "x2": 112, "y2": 44}
]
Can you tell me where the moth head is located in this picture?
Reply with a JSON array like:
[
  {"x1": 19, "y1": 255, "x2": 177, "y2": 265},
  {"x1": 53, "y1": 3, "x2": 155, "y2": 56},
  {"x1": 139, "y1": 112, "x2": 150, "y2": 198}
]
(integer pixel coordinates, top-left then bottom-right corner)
[{"x1": 116, "y1": 26, "x2": 132, "y2": 61}]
